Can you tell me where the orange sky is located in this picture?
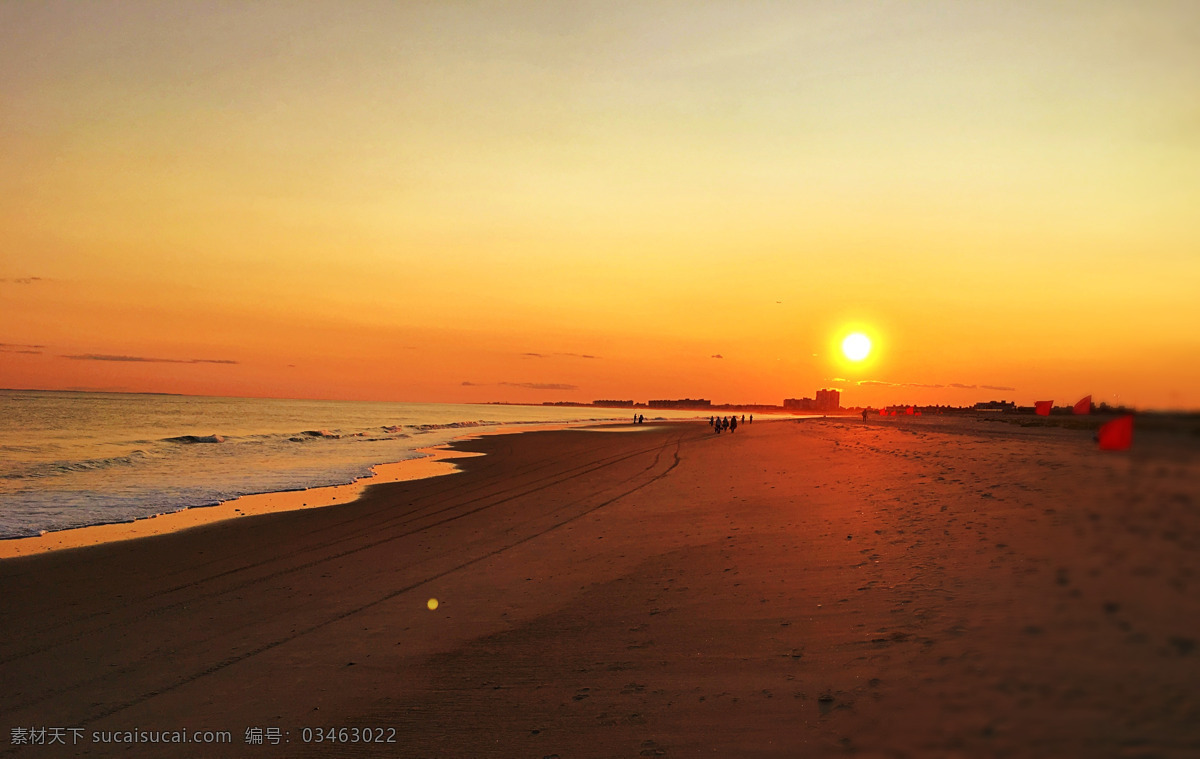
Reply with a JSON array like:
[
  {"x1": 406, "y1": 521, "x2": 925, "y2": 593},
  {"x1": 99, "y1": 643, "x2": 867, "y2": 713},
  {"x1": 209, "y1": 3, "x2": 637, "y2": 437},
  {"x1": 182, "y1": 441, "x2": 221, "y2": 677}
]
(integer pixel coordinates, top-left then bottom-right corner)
[{"x1": 3, "y1": 2, "x2": 1198, "y2": 409}]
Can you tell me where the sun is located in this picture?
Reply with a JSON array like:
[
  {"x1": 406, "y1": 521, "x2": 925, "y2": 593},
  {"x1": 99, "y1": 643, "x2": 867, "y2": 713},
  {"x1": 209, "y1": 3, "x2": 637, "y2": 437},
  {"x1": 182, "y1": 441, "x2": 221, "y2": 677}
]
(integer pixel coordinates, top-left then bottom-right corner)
[{"x1": 842, "y1": 332, "x2": 872, "y2": 362}]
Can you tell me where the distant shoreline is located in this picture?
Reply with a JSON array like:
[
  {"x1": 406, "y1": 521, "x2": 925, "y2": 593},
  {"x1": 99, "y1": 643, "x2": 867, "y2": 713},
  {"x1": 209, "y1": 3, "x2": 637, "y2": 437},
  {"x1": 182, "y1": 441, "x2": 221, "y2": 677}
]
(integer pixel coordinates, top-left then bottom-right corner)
[{"x1": 7, "y1": 388, "x2": 1197, "y2": 414}]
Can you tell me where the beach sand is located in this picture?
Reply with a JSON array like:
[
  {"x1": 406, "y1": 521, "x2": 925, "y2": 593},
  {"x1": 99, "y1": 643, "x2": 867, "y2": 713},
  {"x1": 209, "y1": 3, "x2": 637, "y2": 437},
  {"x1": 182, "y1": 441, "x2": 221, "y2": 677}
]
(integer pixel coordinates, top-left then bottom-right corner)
[{"x1": 1, "y1": 418, "x2": 1197, "y2": 757}]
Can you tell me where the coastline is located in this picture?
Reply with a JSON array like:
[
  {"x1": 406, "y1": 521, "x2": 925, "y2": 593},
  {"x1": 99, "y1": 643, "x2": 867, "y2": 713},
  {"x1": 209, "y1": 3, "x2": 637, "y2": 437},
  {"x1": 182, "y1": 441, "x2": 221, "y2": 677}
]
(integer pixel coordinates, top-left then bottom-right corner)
[
  {"x1": 0, "y1": 444, "x2": 482, "y2": 560},
  {"x1": 1, "y1": 418, "x2": 1196, "y2": 756},
  {"x1": 0, "y1": 420, "x2": 652, "y2": 560}
]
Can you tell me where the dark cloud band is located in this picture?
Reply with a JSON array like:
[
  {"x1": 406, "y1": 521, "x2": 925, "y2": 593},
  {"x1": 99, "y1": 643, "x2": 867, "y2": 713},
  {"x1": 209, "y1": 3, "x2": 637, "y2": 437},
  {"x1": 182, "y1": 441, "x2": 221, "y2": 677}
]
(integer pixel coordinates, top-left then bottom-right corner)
[{"x1": 63, "y1": 354, "x2": 238, "y2": 365}]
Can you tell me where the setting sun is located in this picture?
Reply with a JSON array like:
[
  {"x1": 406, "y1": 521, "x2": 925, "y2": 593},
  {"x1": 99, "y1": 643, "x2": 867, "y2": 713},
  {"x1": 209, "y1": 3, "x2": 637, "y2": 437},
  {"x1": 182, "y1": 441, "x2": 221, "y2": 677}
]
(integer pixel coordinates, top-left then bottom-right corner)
[{"x1": 842, "y1": 333, "x2": 872, "y2": 362}]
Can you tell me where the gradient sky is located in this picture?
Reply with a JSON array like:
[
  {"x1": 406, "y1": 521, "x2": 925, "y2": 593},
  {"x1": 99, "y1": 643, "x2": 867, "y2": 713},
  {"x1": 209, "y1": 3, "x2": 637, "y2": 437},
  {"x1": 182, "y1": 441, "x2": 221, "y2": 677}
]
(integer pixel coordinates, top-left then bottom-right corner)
[{"x1": 3, "y1": 1, "x2": 1198, "y2": 409}]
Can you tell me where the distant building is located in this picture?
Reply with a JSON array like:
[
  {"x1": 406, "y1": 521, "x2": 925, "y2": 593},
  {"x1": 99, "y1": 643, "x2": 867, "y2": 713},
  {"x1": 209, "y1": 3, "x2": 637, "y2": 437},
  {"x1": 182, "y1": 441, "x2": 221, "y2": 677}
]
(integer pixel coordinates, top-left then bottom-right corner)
[
  {"x1": 816, "y1": 388, "x2": 840, "y2": 412},
  {"x1": 593, "y1": 400, "x2": 635, "y2": 407},
  {"x1": 785, "y1": 389, "x2": 841, "y2": 412},
  {"x1": 647, "y1": 398, "x2": 711, "y2": 409},
  {"x1": 973, "y1": 400, "x2": 1016, "y2": 412}
]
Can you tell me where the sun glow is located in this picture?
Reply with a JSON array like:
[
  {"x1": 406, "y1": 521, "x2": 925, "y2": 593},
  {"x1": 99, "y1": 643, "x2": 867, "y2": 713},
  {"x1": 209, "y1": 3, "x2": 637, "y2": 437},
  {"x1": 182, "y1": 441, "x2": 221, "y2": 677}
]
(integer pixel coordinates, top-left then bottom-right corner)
[{"x1": 842, "y1": 333, "x2": 872, "y2": 362}]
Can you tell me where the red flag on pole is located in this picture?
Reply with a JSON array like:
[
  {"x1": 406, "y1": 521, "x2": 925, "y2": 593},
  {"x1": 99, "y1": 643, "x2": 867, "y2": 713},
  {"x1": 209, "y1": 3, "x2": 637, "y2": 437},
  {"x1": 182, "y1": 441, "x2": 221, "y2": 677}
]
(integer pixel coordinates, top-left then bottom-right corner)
[
  {"x1": 1097, "y1": 415, "x2": 1133, "y2": 451},
  {"x1": 1035, "y1": 401, "x2": 1053, "y2": 416},
  {"x1": 1073, "y1": 395, "x2": 1091, "y2": 415}
]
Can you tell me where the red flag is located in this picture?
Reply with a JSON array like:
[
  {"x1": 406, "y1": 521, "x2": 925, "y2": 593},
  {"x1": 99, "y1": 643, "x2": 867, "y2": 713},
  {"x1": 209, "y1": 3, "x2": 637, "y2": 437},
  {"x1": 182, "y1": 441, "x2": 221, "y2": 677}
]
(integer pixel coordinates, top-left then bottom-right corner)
[
  {"x1": 889, "y1": 410, "x2": 896, "y2": 416},
  {"x1": 1035, "y1": 401, "x2": 1052, "y2": 416},
  {"x1": 905, "y1": 406, "x2": 914, "y2": 415},
  {"x1": 1098, "y1": 415, "x2": 1133, "y2": 451},
  {"x1": 1073, "y1": 395, "x2": 1091, "y2": 415}
]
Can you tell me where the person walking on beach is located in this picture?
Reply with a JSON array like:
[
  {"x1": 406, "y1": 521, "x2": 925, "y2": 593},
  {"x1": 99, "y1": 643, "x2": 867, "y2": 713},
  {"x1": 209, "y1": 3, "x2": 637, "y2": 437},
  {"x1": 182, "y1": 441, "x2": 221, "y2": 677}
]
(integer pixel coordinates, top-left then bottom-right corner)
[
  {"x1": 749, "y1": 414, "x2": 753, "y2": 424},
  {"x1": 730, "y1": 415, "x2": 738, "y2": 433}
]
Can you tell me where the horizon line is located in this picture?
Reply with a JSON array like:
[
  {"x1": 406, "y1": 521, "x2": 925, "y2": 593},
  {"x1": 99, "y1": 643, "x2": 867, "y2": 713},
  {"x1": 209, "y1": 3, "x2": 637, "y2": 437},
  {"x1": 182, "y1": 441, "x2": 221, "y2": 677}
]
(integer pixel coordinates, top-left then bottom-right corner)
[{"x1": 2, "y1": 387, "x2": 1196, "y2": 415}]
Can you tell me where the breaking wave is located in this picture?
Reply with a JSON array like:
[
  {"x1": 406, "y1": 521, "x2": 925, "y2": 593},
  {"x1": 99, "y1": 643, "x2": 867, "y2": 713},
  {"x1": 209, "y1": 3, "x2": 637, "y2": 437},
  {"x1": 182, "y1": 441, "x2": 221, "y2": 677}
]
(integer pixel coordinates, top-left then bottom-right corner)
[{"x1": 164, "y1": 434, "x2": 225, "y2": 444}]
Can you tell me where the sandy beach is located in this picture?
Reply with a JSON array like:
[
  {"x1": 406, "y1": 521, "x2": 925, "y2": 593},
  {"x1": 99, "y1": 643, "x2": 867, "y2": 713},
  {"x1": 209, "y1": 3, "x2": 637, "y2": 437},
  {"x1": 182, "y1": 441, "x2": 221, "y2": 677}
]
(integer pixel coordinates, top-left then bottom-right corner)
[{"x1": 2, "y1": 417, "x2": 1198, "y2": 757}]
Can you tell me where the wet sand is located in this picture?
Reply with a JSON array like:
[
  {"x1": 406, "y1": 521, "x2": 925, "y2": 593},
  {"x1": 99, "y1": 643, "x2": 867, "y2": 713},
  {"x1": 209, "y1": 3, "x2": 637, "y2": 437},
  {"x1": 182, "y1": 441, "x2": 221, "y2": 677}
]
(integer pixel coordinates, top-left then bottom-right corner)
[{"x1": 1, "y1": 418, "x2": 1197, "y2": 757}]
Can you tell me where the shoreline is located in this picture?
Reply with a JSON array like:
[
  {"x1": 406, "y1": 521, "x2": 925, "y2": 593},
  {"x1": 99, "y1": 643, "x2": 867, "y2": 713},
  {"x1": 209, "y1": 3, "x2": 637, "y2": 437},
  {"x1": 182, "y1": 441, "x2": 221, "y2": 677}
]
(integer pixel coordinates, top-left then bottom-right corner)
[
  {"x1": 0, "y1": 444, "x2": 482, "y2": 560},
  {"x1": 0, "y1": 421, "x2": 650, "y2": 560}
]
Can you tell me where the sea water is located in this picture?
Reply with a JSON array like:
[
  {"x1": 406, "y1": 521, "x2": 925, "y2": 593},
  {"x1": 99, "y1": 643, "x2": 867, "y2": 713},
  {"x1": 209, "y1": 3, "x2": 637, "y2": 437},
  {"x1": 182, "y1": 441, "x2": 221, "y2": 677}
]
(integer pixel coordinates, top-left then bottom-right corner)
[{"x1": 0, "y1": 390, "x2": 710, "y2": 539}]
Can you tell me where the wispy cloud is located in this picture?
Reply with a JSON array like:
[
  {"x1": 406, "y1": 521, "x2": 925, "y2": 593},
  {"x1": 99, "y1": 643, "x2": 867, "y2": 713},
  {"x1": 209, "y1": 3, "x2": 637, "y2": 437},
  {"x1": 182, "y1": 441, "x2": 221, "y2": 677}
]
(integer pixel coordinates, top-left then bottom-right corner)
[
  {"x1": 0, "y1": 277, "x2": 46, "y2": 285},
  {"x1": 711, "y1": 354, "x2": 723, "y2": 359},
  {"x1": 0, "y1": 342, "x2": 45, "y2": 354},
  {"x1": 462, "y1": 380, "x2": 579, "y2": 391},
  {"x1": 843, "y1": 378, "x2": 1014, "y2": 392},
  {"x1": 63, "y1": 354, "x2": 238, "y2": 365},
  {"x1": 521, "y1": 352, "x2": 599, "y2": 359},
  {"x1": 500, "y1": 381, "x2": 578, "y2": 391}
]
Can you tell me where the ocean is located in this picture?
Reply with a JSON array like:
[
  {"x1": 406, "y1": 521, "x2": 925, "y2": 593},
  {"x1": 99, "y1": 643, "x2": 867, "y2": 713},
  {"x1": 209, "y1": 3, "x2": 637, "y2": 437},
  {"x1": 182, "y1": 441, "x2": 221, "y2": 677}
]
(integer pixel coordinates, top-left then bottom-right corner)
[{"x1": 0, "y1": 390, "x2": 723, "y2": 539}]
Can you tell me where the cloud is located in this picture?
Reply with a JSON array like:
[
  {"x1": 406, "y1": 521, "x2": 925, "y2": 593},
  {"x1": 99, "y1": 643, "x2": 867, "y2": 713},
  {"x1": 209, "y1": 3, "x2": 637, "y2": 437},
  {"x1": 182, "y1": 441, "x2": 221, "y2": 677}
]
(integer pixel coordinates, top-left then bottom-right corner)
[
  {"x1": 500, "y1": 381, "x2": 578, "y2": 391},
  {"x1": 522, "y1": 352, "x2": 599, "y2": 359},
  {"x1": 711, "y1": 354, "x2": 723, "y2": 359},
  {"x1": 463, "y1": 380, "x2": 578, "y2": 391},
  {"x1": 850, "y1": 379, "x2": 969, "y2": 389},
  {"x1": 1, "y1": 277, "x2": 46, "y2": 285},
  {"x1": 846, "y1": 378, "x2": 1016, "y2": 392},
  {"x1": 63, "y1": 354, "x2": 238, "y2": 365},
  {"x1": 0, "y1": 342, "x2": 45, "y2": 354}
]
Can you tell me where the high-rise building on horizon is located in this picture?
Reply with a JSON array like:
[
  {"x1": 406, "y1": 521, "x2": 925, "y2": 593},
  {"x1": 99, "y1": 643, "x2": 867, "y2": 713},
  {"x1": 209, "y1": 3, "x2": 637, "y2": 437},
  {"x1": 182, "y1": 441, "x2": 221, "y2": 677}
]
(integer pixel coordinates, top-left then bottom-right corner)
[
  {"x1": 785, "y1": 388, "x2": 841, "y2": 412},
  {"x1": 816, "y1": 388, "x2": 840, "y2": 412}
]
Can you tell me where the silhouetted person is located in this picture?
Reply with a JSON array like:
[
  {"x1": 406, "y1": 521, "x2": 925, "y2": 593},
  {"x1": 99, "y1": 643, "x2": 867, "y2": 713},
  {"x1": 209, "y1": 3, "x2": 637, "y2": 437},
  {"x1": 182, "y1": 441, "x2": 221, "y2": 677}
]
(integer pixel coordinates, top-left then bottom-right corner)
[
  {"x1": 639, "y1": 414, "x2": 645, "y2": 424},
  {"x1": 741, "y1": 415, "x2": 745, "y2": 424},
  {"x1": 749, "y1": 414, "x2": 753, "y2": 424},
  {"x1": 730, "y1": 416, "x2": 738, "y2": 433},
  {"x1": 862, "y1": 408, "x2": 870, "y2": 421}
]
